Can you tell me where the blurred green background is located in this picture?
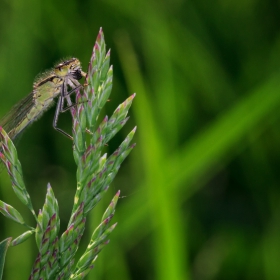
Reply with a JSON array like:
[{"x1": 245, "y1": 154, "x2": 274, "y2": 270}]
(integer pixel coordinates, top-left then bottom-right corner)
[{"x1": 1, "y1": 0, "x2": 280, "y2": 279}]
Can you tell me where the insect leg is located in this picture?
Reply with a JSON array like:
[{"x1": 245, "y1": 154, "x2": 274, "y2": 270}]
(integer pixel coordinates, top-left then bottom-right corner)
[{"x1": 52, "y1": 84, "x2": 73, "y2": 140}]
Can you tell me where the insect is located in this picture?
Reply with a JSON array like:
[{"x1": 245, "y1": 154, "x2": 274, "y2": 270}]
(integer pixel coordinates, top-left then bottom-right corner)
[{"x1": 0, "y1": 58, "x2": 86, "y2": 142}]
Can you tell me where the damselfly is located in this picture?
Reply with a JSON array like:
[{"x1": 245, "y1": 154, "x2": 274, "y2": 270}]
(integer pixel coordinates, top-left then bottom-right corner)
[{"x1": 0, "y1": 58, "x2": 86, "y2": 143}]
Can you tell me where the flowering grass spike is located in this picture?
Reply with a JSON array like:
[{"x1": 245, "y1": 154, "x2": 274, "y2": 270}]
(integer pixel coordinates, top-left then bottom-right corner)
[{"x1": 0, "y1": 27, "x2": 136, "y2": 280}]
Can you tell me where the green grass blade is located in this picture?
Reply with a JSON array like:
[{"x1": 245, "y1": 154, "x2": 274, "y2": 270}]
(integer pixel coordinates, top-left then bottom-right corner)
[{"x1": 0, "y1": 238, "x2": 12, "y2": 280}]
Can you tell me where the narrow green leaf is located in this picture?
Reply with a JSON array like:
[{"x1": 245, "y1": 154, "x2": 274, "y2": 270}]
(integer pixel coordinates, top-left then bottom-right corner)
[{"x1": 0, "y1": 238, "x2": 12, "y2": 280}]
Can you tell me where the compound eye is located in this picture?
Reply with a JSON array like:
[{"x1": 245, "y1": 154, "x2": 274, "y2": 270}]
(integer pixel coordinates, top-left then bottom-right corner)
[{"x1": 72, "y1": 69, "x2": 83, "y2": 80}]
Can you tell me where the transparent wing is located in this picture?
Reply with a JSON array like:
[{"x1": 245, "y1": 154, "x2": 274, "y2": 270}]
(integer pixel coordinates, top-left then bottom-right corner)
[
  {"x1": 0, "y1": 92, "x2": 34, "y2": 173},
  {"x1": 0, "y1": 92, "x2": 34, "y2": 141}
]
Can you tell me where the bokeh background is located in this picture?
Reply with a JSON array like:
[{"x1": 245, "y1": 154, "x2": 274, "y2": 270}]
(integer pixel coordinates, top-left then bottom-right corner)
[{"x1": 1, "y1": 0, "x2": 280, "y2": 279}]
